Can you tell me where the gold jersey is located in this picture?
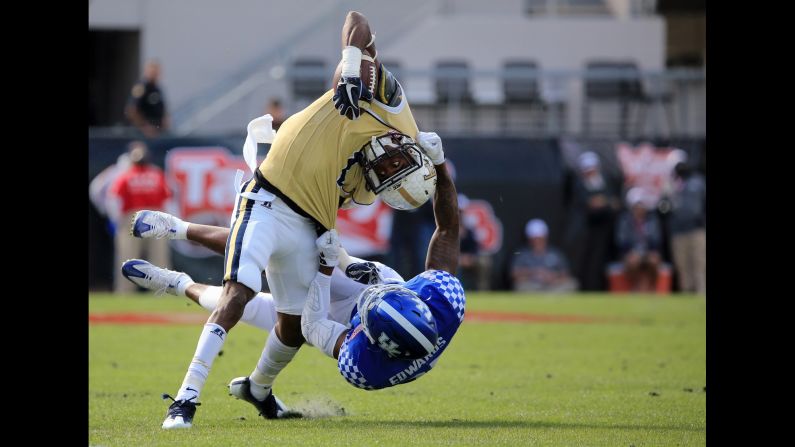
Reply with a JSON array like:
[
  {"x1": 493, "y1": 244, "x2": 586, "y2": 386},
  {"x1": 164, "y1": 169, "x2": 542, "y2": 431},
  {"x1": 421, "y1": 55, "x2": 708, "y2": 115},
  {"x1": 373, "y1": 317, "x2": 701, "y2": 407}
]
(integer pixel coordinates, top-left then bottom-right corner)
[{"x1": 258, "y1": 88, "x2": 419, "y2": 230}]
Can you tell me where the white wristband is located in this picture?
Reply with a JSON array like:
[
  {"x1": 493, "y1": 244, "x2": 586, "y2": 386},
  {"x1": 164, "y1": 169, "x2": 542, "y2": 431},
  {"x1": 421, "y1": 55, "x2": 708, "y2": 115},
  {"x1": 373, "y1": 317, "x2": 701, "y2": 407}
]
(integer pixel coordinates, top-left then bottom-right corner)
[{"x1": 341, "y1": 46, "x2": 362, "y2": 78}]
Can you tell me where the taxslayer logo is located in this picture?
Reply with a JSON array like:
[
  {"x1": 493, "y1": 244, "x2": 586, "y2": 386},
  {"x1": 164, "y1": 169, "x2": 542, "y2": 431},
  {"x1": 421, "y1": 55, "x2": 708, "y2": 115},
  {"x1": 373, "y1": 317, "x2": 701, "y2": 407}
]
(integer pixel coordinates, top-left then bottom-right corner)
[
  {"x1": 337, "y1": 196, "x2": 502, "y2": 257},
  {"x1": 165, "y1": 147, "x2": 251, "y2": 258}
]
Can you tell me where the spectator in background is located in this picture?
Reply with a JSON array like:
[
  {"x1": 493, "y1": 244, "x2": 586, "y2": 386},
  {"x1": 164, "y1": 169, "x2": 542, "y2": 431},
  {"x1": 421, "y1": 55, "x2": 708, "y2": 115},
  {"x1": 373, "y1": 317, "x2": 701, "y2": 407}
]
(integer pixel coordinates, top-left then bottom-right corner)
[
  {"x1": 510, "y1": 219, "x2": 578, "y2": 293},
  {"x1": 125, "y1": 60, "x2": 170, "y2": 138},
  {"x1": 266, "y1": 98, "x2": 287, "y2": 131},
  {"x1": 107, "y1": 141, "x2": 173, "y2": 293},
  {"x1": 669, "y1": 162, "x2": 706, "y2": 294},
  {"x1": 572, "y1": 151, "x2": 622, "y2": 290},
  {"x1": 615, "y1": 188, "x2": 663, "y2": 292}
]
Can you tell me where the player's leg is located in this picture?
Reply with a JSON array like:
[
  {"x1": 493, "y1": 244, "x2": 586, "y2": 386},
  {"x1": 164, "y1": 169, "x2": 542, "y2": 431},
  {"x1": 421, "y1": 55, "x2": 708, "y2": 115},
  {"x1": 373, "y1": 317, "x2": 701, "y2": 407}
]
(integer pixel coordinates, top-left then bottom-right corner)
[
  {"x1": 191, "y1": 285, "x2": 278, "y2": 331},
  {"x1": 130, "y1": 209, "x2": 230, "y2": 256},
  {"x1": 231, "y1": 208, "x2": 317, "y2": 416},
  {"x1": 187, "y1": 223, "x2": 231, "y2": 255},
  {"x1": 120, "y1": 258, "x2": 279, "y2": 331},
  {"x1": 162, "y1": 180, "x2": 274, "y2": 429}
]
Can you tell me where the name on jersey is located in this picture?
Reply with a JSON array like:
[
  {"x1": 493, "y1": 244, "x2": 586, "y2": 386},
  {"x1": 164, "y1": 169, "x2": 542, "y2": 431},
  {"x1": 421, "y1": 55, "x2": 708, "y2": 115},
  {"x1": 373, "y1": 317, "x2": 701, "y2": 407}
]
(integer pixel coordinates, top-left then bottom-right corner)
[{"x1": 388, "y1": 336, "x2": 447, "y2": 385}]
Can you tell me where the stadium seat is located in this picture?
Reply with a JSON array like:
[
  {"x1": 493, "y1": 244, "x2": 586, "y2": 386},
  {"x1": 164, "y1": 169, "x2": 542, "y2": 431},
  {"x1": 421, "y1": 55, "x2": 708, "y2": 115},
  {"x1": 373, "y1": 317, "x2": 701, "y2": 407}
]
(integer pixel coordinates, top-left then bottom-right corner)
[
  {"x1": 433, "y1": 60, "x2": 475, "y2": 132},
  {"x1": 434, "y1": 60, "x2": 473, "y2": 104},
  {"x1": 291, "y1": 58, "x2": 328, "y2": 106},
  {"x1": 501, "y1": 60, "x2": 546, "y2": 134},
  {"x1": 582, "y1": 60, "x2": 645, "y2": 138}
]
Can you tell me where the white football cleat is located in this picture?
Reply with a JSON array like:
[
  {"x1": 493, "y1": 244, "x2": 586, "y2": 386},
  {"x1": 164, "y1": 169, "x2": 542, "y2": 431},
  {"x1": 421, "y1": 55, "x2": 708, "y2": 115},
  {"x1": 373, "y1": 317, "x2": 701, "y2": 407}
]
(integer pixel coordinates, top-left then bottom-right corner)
[
  {"x1": 161, "y1": 394, "x2": 200, "y2": 429},
  {"x1": 130, "y1": 210, "x2": 183, "y2": 239},
  {"x1": 121, "y1": 259, "x2": 192, "y2": 296}
]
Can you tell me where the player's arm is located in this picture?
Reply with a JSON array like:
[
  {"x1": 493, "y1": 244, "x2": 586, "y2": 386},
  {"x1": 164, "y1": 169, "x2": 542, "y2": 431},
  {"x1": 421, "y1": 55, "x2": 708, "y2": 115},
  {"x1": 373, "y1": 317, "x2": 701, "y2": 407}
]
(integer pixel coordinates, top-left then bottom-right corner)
[
  {"x1": 415, "y1": 132, "x2": 459, "y2": 274},
  {"x1": 425, "y1": 161, "x2": 460, "y2": 274},
  {"x1": 332, "y1": 11, "x2": 375, "y2": 120},
  {"x1": 301, "y1": 230, "x2": 349, "y2": 359},
  {"x1": 342, "y1": 11, "x2": 376, "y2": 57}
]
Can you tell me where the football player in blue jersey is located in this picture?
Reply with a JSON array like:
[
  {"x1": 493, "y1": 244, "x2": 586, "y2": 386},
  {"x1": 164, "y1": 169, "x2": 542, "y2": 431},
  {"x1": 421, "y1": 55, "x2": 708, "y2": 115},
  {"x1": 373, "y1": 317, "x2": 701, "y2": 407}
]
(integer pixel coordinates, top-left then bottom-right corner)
[{"x1": 298, "y1": 153, "x2": 464, "y2": 390}]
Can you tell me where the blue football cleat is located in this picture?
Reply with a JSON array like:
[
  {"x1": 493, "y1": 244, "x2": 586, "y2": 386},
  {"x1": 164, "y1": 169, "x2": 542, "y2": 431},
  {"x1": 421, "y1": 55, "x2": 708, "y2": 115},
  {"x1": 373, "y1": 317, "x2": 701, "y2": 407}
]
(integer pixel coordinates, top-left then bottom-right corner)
[
  {"x1": 121, "y1": 259, "x2": 192, "y2": 296},
  {"x1": 130, "y1": 210, "x2": 182, "y2": 239}
]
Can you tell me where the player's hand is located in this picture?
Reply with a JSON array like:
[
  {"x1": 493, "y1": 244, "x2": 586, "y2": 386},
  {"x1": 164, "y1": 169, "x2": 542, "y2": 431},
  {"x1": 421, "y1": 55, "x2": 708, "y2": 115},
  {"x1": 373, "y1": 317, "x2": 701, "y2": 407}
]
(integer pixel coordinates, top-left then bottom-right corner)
[
  {"x1": 333, "y1": 76, "x2": 374, "y2": 120},
  {"x1": 345, "y1": 261, "x2": 384, "y2": 285},
  {"x1": 316, "y1": 229, "x2": 341, "y2": 268},
  {"x1": 417, "y1": 131, "x2": 445, "y2": 165}
]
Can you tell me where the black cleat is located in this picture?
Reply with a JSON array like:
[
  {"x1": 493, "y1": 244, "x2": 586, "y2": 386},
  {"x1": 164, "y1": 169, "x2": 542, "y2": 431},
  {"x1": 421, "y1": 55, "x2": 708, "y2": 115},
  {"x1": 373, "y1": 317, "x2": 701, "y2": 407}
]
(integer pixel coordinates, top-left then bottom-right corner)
[{"x1": 227, "y1": 377, "x2": 302, "y2": 419}]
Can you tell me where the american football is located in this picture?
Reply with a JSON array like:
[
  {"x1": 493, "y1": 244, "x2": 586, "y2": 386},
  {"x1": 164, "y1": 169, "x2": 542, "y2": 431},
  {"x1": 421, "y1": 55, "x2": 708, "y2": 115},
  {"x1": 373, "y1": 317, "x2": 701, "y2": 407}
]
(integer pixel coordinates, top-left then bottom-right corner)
[
  {"x1": 330, "y1": 55, "x2": 377, "y2": 100},
  {"x1": 360, "y1": 56, "x2": 377, "y2": 99}
]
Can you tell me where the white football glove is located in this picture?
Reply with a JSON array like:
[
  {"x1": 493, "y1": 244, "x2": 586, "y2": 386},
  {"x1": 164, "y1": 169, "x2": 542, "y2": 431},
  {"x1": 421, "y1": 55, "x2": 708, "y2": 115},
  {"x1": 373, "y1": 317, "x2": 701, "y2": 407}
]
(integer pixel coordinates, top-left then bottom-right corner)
[
  {"x1": 417, "y1": 131, "x2": 445, "y2": 165},
  {"x1": 316, "y1": 229, "x2": 341, "y2": 268}
]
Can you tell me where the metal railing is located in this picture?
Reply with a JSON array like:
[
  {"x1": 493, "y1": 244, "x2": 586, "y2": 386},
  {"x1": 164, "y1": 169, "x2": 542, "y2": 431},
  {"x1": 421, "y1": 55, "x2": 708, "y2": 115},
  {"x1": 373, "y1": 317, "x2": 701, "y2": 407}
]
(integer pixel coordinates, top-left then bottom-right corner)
[{"x1": 281, "y1": 66, "x2": 705, "y2": 138}]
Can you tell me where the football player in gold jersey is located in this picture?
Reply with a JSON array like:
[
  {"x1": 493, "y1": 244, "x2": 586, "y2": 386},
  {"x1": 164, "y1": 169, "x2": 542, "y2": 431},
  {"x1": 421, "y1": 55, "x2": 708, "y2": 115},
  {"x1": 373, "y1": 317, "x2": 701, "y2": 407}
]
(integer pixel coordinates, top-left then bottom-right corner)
[{"x1": 159, "y1": 11, "x2": 447, "y2": 429}]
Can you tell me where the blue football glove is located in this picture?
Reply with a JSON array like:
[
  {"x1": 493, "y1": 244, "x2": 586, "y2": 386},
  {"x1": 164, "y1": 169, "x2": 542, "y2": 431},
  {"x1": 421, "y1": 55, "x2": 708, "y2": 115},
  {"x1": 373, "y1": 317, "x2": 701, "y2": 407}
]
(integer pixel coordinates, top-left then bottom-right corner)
[{"x1": 333, "y1": 76, "x2": 374, "y2": 120}]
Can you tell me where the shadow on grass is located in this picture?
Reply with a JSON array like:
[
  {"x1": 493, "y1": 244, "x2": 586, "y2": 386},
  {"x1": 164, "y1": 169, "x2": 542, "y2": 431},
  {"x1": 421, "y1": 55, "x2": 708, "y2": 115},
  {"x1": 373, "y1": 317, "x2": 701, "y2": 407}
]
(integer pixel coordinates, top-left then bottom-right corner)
[{"x1": 332, "y1": 419, "x2": 704, "y2": 432}]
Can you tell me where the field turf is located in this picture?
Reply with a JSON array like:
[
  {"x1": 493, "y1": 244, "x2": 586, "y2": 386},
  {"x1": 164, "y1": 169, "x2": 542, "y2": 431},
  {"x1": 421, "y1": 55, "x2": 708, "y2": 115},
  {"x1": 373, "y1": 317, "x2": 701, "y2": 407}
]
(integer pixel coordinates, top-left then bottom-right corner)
[{"x1": 89, "y1": 292, "x2": 706, "y2": 446}]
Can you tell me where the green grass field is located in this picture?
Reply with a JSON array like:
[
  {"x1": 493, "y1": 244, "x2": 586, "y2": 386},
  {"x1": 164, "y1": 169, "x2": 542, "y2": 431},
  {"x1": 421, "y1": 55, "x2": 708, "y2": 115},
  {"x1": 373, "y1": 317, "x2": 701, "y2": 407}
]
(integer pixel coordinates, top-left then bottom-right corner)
[{"x1": 89, "y1": 292, "x2": 706, "y2": 446}]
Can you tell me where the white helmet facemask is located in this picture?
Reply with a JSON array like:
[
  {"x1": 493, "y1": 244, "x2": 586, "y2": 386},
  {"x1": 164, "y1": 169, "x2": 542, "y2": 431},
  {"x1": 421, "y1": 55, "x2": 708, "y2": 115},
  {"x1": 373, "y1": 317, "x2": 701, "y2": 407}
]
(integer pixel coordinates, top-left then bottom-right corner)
[
  {"x1": 360, "y1": 131, "x2": 423, "y2": 194},
  {"x1": 380, "y1": 151, "x2": 437, "y2": 210}
]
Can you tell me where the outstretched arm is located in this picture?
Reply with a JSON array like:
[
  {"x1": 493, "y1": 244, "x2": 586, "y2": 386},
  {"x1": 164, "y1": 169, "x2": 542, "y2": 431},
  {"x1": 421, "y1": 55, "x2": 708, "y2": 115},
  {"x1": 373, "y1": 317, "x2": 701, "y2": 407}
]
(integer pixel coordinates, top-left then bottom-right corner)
[
  {"x1": 332, "y1": 11, "x2": 377, "y2": 86},
  {"x1": 425, "y1": 161, "x2": 460, "y2": 274},
  {"x1": 342, "y1": 11, "x2": 376, "y2": 58},
  {"x1": 332, "y1": 11, "x2": 376, "y2": 120}
]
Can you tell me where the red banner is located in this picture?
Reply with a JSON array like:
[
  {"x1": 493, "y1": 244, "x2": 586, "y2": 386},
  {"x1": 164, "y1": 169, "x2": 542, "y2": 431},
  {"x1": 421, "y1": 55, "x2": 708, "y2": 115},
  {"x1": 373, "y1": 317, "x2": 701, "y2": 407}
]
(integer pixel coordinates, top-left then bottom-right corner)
[
  {"x1": 165, "y1": 147, "x2": 250, "y2": 257},
  {"x1": 336, "y1": 198, "x2": 394, "y2": 257},
  {"x1": 163, "y1": 147, "x2": 504, "y2": 259}
]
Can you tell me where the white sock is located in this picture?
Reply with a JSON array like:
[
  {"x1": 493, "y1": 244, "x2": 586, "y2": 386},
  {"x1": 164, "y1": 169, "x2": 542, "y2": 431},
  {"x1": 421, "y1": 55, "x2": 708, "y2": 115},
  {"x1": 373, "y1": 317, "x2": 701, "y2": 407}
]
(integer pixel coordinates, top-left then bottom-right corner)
[
  {"x1": 176, "y1": 277, "x2": 195, "y2": 297},
  {"x1": 198, "y1": 288, "x2": 277, "y2": 332},
  {"x1": 249, "y1": 329, "x2": 299, "y2": 400},
  {"x1": 241, "y1": 294, "x2": 278, "y2": 331},
  {"x1": 197, "y1": 287, "x2": 223, "y2": 311},
  {"x1": 175, "y1": 323, "x2": 227, "y2": 401},
  {"x1": 174, "y1": 220, "x2": 190, "y2": 240}
]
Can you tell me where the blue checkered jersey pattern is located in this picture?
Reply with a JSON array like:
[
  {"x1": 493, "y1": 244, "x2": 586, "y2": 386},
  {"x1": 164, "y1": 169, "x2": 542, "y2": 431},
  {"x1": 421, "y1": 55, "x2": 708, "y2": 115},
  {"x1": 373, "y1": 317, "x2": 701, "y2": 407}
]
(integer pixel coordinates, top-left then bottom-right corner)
[{"x1": 336, "y1": 269, "x2": 465, "y2": 390}]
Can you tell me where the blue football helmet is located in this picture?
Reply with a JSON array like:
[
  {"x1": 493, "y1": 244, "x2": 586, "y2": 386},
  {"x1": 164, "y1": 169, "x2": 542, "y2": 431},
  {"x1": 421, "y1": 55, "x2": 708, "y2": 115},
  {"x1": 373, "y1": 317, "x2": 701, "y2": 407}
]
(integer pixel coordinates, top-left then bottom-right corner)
[{"x1": 357, "y1": 283, "x2": 439, "y2": 359}]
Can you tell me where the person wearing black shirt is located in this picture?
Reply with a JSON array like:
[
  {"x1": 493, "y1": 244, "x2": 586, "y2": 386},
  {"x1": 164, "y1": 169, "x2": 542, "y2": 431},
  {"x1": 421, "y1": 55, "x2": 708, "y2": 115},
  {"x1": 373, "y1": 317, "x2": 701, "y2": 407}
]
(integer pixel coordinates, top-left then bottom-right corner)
[{"x1": 125, "y1": 60, "x2": 170, "y2": 138}]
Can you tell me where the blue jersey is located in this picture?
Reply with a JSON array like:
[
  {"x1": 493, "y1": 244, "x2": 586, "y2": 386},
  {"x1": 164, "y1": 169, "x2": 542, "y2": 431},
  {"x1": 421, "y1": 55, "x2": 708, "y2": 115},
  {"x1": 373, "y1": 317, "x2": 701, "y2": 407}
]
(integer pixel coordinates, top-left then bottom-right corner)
[{"x1": 337, "y1": 269, "x2": 466, "y2": 390}]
